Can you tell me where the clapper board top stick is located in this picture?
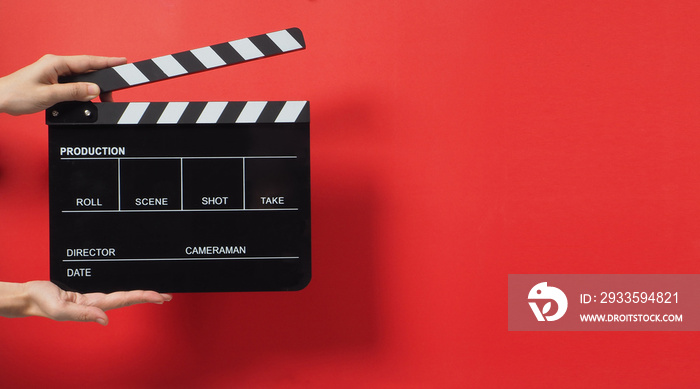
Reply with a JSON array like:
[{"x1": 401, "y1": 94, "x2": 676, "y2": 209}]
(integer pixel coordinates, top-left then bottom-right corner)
[
  {"x1": 61, "y1": 27, "x2": 306, "y2": 93},
  {"x1": 46, "y1": 28, "x2": 311, "y2": 293}
]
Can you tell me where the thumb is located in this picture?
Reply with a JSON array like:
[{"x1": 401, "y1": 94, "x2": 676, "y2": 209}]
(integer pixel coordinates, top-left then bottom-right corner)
[
  {"x1": 45, "y1": 82, "x2": 100, "y2": 104},
  {"x1": 57, "y1": 303, "x2": 109, "y2": 326}
]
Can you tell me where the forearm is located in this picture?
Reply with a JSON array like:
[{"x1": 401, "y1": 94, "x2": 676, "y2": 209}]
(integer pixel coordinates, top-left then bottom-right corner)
[{"x1": 0, "y1": 282, "x2": 31, "y2": 318}]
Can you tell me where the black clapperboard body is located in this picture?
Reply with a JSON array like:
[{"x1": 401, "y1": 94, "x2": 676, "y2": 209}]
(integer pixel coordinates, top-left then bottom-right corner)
[{"x1": 47, "y1": 28, "x2": 310, "y2": 293}]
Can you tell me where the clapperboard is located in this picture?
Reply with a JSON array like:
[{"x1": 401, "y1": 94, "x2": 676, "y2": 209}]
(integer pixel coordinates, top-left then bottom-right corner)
[{"x1": 46, "y1": 28, "x2": 310, "y2": 293}]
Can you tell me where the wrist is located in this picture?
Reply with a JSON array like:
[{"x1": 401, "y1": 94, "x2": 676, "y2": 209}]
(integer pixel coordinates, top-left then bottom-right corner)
[
  {"x1": 0, "y1": 77, "x2": 9, "y2": 114},
  {"x1": 0, "y1": 282, "x2": 32, "y2": 318}
]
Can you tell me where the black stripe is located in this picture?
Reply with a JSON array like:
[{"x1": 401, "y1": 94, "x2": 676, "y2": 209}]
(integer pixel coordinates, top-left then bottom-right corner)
[
  {"x1": 139, "y1": 102, "x2": 168, "y2": 124},
  {"x1": 217, "y1": 102, "x2": 246, "y2": 123},
  {"x1": 286, "y1": 28, "x2": 306, "y2": 48},
  {"x1": 210, "y1": 42, "x2": 245, "y2": 65},
  {"x1": 133, "y1": 59, "x2": 168, "y2": 82},
  {"x1": 94, "y1": 103, "x2": 128, "y2": 125},
  {"x1": 248, "y1": 35, "x2": 283, "y2": 57},
  {"x1": 296, "y1": 102, "x2": 310, "y2": 123},
  {"x1": 100, "y1": 68, "x2": 133, "y2": 92},
  {"x1": 171, "y1": 51, "x2": 207, "y2": 73},
  {"x1": 101, "y1": 68, "x2": 136, "y2": 92},
  {"x1": 257, "y1": 101, "x2": 286, "y2": 123},
  {"x1": 179, "y1": 102, "x2": 208, "y2": 123}
]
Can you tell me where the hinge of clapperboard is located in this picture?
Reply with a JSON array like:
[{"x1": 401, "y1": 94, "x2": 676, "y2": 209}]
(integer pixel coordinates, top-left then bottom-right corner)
[{"x1": 47, "y1": 27, "x2": 307, "y2": 124}]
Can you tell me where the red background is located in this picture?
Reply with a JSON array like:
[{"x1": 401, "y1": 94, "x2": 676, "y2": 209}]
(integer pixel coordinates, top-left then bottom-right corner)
[{"x1": 1, "y1": 1, "x2": 700, "y2": 387}]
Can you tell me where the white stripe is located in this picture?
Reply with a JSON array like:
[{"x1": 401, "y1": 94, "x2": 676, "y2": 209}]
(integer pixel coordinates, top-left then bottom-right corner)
[
  {"x1": 229, "y1": 38, "x2": 264, "y2": 60},
  {"x1": 267, "y1": 30, "x2": 303, "y2": 52},
  {"x1": 157, "y1": 102, "x2": 189, "y2": 124},
  {"x1": 196, "y1": 102, "x2": 228, "y2": 123},
  {"x1": 275, "y1": 101, "x2": 307, "y2": 123},
  {"x1": 191, "y1": 46, "x2": 226, "y2": 68},
  {"x1": 236, "y1": 101, "x2": 267, "y2": 123},
  {"x1": 118, "y1": 103, "x2": 150, "y2": 124},
  {"x1": 152, "y1": 55, "x2": 188, "y2": 77},
  {"x1": 112, "y1": 63, "x2": 149, "y2": 86}
]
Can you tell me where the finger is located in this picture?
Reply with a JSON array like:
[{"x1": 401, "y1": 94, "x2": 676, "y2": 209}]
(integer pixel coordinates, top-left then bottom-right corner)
[
  {"x1": 43, "y1": 82, "x2": 100, "y2": 104},
  {"x1": 89, "y1": 290, "x2": 171, "y2": 311},
  {"x1": 48, "y1": 55, "x2": 127, "y2": 76}
]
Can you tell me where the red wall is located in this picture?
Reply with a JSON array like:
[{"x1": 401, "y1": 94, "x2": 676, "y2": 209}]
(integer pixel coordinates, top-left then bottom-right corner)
[{"x1": 1, "y1": 1, "x2": 699, "y2": 387}]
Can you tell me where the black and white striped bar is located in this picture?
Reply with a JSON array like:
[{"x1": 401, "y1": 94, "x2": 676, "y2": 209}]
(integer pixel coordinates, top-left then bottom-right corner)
[
  {"x1": 59, "y1": 28, "x2": 305, "y2": 93},
  {"x1": 49, "y1": 101, "x2": 309, "y2": 125}
]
